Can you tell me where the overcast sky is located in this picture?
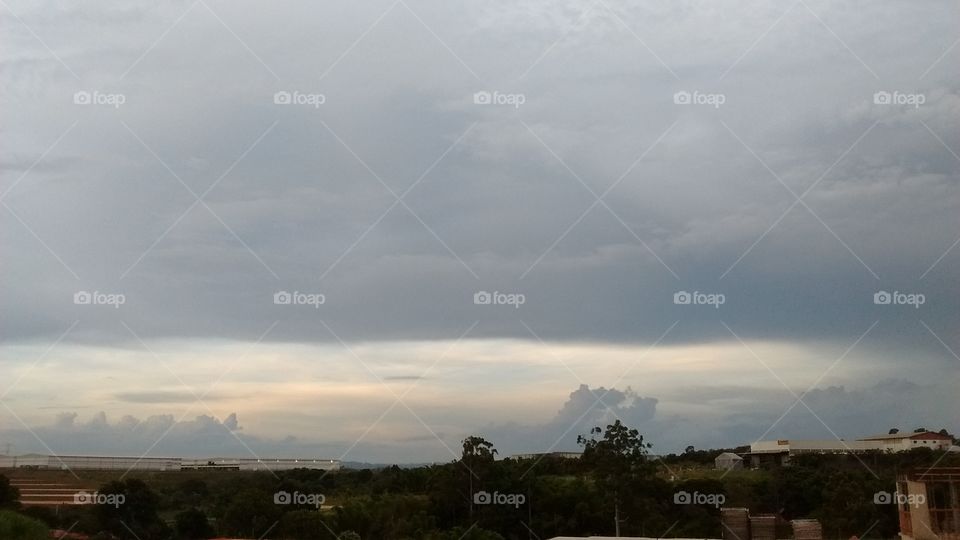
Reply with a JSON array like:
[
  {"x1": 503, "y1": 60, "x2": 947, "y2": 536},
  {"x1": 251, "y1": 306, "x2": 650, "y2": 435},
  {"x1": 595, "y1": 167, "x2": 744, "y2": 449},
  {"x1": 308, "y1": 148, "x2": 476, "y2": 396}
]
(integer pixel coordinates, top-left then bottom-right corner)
[{"x1": 1, "y1": 0, "x2": 958, "y2": 463}]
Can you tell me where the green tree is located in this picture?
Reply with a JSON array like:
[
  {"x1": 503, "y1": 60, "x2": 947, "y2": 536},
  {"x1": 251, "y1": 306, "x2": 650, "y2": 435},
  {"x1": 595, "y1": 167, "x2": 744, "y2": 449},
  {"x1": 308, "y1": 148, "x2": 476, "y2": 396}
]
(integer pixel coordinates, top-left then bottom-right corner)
[
  {"x1": 0, "y1": 475, "x2": 19, "y2": 508},
  {"x1": 461, "y1": 436, "x2": 497, "y2": 520},
  {"x1": 0, "y1": 510, "x2": 47, "y2": 540},
  {"x1": 176, "y1": 478, "x2": 210, "y2": 509},
  {"x1": 175, "y1": 508, "x2": 214, "y2": 539},
  {"x1": 816, "y1": 471, "x2": 882, "y2": 537},
  {"x1": 93, "y1": 478, "x2": 168, "y2": 539},
  {"x1": 578, "y1": 419, "x2": 654, "y2": 536},
  {"x1": 220, "y1": 488, "x2": 280, "y2": 539},
  {"x1": 279, "y1": 509, "x2": 333, "y2": 540}
]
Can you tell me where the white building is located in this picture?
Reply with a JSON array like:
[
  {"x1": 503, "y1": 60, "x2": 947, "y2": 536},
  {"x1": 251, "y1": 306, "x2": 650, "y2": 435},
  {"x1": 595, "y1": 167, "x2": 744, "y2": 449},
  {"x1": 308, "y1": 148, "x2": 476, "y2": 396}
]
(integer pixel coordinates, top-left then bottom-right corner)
[
  {"x1": 510, "y1": 451, "x2": 582, "y2": 460},
  {"x1": 714, "y1": 452, "x2": 743, "y2": 470},
  {"x1": 0, "y1": 453, "x2": 340, "y2": 472},
  {"x1": 181, "y1": 457, "x2": 340, "y2": 471},
  {"x1": 748, "y1": 431, "x2": 953, "y2": 466},
  {"x1": 857, "y1": 431, "x2": 953, "y2": 452}
]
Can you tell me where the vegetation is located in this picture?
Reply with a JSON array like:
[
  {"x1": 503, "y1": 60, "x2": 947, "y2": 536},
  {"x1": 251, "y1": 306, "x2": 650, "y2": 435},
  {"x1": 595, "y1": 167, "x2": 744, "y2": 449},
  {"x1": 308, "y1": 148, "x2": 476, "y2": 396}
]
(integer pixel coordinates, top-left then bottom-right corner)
[
  {"x1": 0, "y1": 423, "x2": 956, "y2": 539},
  {"x1": 0, "y1": 474, "x2": 19, "y2": 509},
  {"x1": 174, "y1": 507, "x2": 214, "y2": 539},
  {"x1": 0, "y1": 510, "x2": 48, "y2": 540}
]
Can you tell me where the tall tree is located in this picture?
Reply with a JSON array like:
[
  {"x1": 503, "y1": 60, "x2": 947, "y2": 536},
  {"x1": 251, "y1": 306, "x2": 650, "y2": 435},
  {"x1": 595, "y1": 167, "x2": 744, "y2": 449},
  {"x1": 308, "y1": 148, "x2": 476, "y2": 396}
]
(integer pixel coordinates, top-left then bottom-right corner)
[
  {"x1": 578, "y1": 420, "x2": 654, "y2": 536},
  {"x1": 93, "y1": 478, "x2": 167, "y2": 539},
  {"x1": 0, "y1": 475, "x2": 19, "y2": 509},
  {"x1": 461, "y1": 436, "x2": 498, "y2": 519},
  {"x1": 221, "y1": 488, "x2": 280, "y2": 539},
  {"x1": 174, "y1": 508, "x2": 214, "y2": 539}
]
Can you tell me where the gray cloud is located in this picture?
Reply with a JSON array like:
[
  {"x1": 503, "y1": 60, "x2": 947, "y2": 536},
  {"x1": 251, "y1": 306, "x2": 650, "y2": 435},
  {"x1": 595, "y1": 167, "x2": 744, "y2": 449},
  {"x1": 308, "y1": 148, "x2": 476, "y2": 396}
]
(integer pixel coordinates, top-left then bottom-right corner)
[
  {"x1": 1, "y1": 378, "x2": 955, "y2": 462},
  {"x1": 480, "y1": 379, "x2": 958, "y2": 456},
  {"x1": 481, "y1": 384, "x2": 660, "y2": 454},
  {"x1": 1, "y1": 0, "x2": 957, "y2": 350},
  {"x1": 114, "y1": 391, "x2": 230, "y2": 403},
  {"x1": 1, "y1": 0, "x2": 958, "y2": 462}
]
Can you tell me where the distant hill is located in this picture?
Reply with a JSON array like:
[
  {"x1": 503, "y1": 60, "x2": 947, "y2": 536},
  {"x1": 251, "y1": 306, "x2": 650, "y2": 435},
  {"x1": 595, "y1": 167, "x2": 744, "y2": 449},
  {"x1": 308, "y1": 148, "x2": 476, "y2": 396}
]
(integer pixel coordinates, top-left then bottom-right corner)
[{"x1": 341, "y1": 461, "x2": 439, "y2": 470}]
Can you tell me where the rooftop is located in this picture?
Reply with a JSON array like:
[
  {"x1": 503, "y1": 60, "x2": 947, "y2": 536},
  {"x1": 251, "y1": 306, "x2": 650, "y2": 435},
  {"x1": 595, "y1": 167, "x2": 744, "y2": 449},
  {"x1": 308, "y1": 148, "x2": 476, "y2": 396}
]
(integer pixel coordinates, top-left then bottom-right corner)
[{"x1": 859, "y1": 431, "x2": 952, "y2": 441}]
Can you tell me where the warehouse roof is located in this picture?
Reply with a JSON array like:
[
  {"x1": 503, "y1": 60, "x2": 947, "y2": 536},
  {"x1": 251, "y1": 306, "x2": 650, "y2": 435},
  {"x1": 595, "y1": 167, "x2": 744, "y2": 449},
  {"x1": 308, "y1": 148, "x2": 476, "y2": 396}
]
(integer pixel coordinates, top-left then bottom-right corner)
[{"x1": 858, "y1": 431, "x2": 952, "y2": 441}]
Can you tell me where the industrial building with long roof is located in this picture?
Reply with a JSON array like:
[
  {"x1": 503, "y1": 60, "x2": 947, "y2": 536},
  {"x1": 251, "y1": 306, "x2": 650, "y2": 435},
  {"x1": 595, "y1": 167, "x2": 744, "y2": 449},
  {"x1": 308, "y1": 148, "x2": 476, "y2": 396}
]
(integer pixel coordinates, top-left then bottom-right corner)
[{"x1": 0, "y1": 452, "x2": 340, "y2": 471}]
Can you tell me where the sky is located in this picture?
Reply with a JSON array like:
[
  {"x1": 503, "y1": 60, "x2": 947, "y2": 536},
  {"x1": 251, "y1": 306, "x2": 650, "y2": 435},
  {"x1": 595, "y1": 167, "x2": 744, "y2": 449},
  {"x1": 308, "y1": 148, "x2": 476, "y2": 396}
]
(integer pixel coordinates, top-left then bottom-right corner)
[{"x1": 1, "y1": 0, "x2": 958, "y2": 463}]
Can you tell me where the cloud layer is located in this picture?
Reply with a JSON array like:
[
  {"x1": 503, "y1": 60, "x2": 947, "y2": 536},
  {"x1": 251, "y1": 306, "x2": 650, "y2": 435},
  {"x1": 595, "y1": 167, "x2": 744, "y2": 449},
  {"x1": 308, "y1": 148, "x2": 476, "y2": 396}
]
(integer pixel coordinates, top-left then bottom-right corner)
[
  {"x1": 1, "y1": 378, "x2": 955, "y2": 462},
  {"x1": 1, "y1": 0, "x2": 958, "y2": 462}
]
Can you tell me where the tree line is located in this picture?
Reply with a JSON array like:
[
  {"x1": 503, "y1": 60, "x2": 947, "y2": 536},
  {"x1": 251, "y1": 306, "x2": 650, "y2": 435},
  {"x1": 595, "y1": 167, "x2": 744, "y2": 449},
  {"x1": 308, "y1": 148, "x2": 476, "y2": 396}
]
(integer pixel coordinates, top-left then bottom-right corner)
[{"x1": 0, "y1": 421, "x2": 956, "y2": 539}]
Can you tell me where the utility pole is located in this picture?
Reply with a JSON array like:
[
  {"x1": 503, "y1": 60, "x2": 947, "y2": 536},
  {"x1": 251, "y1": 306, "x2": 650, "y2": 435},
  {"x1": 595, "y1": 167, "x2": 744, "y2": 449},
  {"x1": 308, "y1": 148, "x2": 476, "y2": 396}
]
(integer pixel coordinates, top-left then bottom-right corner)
[
  {"x1": 527, "y1": 485, "x2": 533, "y2": 540},
  {"x1": 615, "y1": 500, "x2": 620, "y2": 537}
]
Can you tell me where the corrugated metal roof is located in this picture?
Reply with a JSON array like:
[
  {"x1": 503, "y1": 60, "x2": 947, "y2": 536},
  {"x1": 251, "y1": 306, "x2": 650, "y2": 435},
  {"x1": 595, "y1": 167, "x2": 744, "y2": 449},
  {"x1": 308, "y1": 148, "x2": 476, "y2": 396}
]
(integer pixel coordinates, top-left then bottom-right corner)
[{"x1": 858, "y1": 431, "x2": 951, "y2": 441}]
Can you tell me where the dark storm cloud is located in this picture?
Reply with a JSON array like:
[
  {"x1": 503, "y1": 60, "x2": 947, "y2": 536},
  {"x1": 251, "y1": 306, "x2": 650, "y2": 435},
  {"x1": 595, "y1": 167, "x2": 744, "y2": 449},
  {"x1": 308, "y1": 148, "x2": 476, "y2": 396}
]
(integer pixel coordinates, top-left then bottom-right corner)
[
  {"x1": 1, "y1": 0, "x2": 958, "y2": 462},
  {"x1": 2, "y1": 0, "x2": 957, "y2": 351}
]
